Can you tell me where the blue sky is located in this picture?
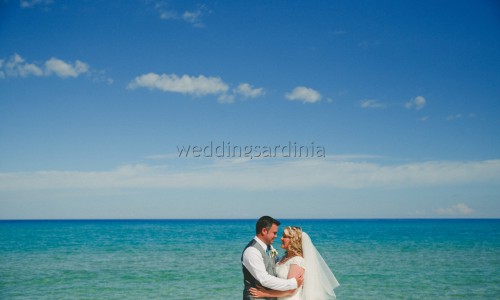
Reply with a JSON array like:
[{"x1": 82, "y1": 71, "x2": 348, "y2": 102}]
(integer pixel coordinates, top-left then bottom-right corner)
[{"x1": 0, "y1": 0, "x2": 499, "y2": 219}]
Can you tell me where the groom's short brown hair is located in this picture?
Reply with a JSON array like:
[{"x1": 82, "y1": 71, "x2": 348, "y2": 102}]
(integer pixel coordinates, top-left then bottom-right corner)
[{"x1": 256, "y1": 216, "x2": 280, "y2": 235}]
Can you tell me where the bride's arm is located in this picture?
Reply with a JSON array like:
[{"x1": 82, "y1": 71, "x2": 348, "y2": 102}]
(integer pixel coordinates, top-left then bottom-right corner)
[{"x1": 287, "y1": 264, "x2": 305, "y2": 282}]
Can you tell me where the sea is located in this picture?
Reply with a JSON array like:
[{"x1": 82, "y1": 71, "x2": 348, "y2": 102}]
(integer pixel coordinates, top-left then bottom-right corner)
[{"x1": 0, "y1": 219, "x2": 499, "y2": 299}]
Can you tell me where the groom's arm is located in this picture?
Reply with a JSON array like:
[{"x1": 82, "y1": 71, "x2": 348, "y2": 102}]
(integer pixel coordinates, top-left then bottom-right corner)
[{"x1": 242, "y1": 247, "x2": 298, "y2": 291}]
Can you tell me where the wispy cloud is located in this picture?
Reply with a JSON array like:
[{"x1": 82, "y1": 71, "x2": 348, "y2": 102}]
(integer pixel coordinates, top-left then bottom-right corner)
[
  {"x1": 181, "y1": 6, "x2": 209, "y2": 28},
  {"x1": 128, "y1": 72, "x2": 264, "y2": 103},
  {"x1": 446, "y1": 113, "x2": 476, "y2": 121},
  {"x1": 359, "y1": 96, "x2": 429, "y2": 112},
  {"x1": 155, "y1": 2, "x2": 210, "y2": 27},
  {"x1": 0, "y1": 53, "x2": 111, "y2": 82},
  {"x1": 360, "y1": 99, "x2": 386, "y2": 109},
  {"x1": 1, "y1": 159, "x2": 499, "y2": 191},
  {"x1": 285, "y1": 86, "x2": 322, "y2": 103},
  {"x1": 234, "y1": 83, "x2": 265, "y2": 98},
  {"x1": 145, "y1": 153, "x2": 181, "y2": 160},
  {"x1": 446, "y1": 114, "x2": 462, "y2": 121},
  {"x1": 434, "y1": 203, "x2": 475, "y2": 215},
  {"x1": 405, "y1": 95, "x2": 426, "y2": 110},
  {"x1": 331, "y1": 30, "x2": 346, "y2": 36}
]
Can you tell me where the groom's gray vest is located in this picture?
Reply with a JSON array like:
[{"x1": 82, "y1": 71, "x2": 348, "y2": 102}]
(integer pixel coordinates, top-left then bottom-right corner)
[{"x1": 242, "y1": 239, "x2": 277, "y2": 300}]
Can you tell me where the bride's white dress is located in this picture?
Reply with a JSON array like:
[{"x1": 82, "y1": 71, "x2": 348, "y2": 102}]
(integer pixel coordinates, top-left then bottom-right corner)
[
  {"x1": 276, "y1": 256, "x2": 305, "y2": 300},
  {"x1": 276, "y1": 232, "x2": 339, "y2": 300}
]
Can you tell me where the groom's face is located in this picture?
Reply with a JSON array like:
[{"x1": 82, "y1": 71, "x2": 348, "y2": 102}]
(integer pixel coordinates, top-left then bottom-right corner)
[{"x1": 263, "y1": 224, "x2": 279, "y2": 245}]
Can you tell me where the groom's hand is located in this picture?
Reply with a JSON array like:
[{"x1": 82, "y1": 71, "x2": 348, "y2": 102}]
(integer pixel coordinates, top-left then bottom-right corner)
[{"x1": 295, "y1": 274, "x2": 304, "y2": 287}]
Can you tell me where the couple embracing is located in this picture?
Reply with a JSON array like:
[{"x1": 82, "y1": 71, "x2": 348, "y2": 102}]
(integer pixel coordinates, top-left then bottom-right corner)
[{"x1": 242, "y1": 216, "x2": 339, "y2": 300}]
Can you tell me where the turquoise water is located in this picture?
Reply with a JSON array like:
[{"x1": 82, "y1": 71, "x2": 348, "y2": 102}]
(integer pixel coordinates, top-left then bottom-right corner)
[{"x1": 0, "y1": 219, "x2": 499, "y2": 299}]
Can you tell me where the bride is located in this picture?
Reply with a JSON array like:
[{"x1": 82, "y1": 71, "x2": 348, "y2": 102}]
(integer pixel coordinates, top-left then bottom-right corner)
[{"x1": 249, "y1": 226, "x2": 339, "y2": 300}]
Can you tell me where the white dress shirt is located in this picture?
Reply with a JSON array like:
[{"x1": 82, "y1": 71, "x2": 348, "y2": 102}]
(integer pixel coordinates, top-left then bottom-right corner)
[{"x1": 242, "y1": 236, "x2": 298, "y2": 291}]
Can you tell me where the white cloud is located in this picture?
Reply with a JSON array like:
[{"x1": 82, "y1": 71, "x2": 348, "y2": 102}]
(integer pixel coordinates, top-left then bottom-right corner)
[
  {"x1": 45, "y1": 58, "x2": 89, "y2": 78},
  {"x1": 405, "y1": 95, "x2": 426, "y2": 110},
  {"x1": 360, "y1": 99, "x2": 385, "y2": 109},
  {"x1": 1, "y1": 159, "x2": 499, "y2": 192},
  {"x1": 20, "y1": 0, "x2": 53, "y2": 8},
  {"x1": 127, "y1": 73, "x2": 229, "y2": 96},
  {"x1": 155, "y1": 2, "x2": 210, "y2": 27},
  {"x1": 0, "y1": 53, "x2": 95, "y2": 80},
  {"x1": 18, "y1": 62, "x2": 44, "y2": 77},
  {"x1": 3, "y1": 53, "x2": 44, "y2": 77},
  {"x1": 234, "y1": 83, "x2": 265, "y2": 98},
  {"x1": 285, "y1": 86, "x2": 322, "y2": 103},
  {"x1": 128, "y1": 73, "x2": 264, "y2": 103},
  {"x1": 435, "y1": 203, "x2": 475, "y2": 215}
]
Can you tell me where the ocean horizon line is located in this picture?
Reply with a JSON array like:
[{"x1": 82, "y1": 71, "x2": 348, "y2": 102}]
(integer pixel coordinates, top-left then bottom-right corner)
[{"x1": 1, "y1": 217, "x2": 498, "y2": 222}]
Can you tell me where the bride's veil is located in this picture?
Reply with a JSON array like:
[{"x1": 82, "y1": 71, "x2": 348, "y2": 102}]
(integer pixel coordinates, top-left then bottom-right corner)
[{"x1": 301, "y1": 232, "x2": 339, "y2": 300}]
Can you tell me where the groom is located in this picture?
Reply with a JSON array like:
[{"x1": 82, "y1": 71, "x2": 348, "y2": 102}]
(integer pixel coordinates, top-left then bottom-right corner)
[{"x1": 241, "y1": 216, "x2": 303, "y2": 300}]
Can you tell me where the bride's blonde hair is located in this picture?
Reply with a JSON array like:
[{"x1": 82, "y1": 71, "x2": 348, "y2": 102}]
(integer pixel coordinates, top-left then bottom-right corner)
[{"x1": 284, "y1": 226, "x2": 303, "y2": 257}]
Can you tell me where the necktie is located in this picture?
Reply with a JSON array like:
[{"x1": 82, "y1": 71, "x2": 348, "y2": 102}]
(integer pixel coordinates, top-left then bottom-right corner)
[{"x1": 266, "y1": 245, "x2": 271, "y2": 256}]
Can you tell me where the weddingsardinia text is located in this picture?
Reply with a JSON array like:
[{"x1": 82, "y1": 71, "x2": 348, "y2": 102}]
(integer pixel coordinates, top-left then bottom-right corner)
[{"x1": 177, "y1": 141, "x2": 326, "y2": 159}]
